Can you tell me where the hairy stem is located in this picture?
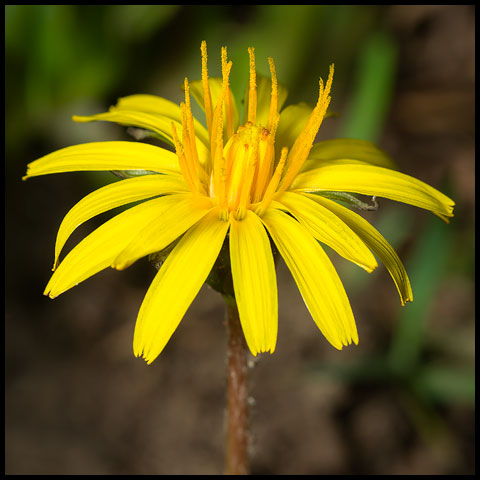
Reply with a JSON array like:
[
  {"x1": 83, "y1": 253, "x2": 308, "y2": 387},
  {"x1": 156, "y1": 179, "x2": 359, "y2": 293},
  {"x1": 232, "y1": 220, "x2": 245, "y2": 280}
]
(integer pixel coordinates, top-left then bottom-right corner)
[{"x1": 224, "y1": 297, "x2": 249, "y2": 475}]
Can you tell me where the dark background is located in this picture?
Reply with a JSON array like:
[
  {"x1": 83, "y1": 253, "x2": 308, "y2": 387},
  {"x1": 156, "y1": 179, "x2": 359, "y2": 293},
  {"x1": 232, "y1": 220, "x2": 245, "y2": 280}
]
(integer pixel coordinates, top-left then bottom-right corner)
[{"x1": 5, "y1": 5, "x2": 475, "y2": 475}]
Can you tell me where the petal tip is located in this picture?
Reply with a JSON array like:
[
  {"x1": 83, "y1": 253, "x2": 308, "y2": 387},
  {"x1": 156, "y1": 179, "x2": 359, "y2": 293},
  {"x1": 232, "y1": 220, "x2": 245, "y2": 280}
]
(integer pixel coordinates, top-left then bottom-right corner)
[
  {"x1": 111, "y1": 256, "x2": 133, "y2": 271},
  {"x1": 363, "y1": 261, "x2": 378, "y2": 274},
  {"x1": 401, "y1": 295, "x2": 414, "y2": 307},
  {"x1": 43, "y1": 288, "x2": 56, "y2": 299},
  {"x1": 72, "y1": 115, "x2": 89, "y2": 123}
]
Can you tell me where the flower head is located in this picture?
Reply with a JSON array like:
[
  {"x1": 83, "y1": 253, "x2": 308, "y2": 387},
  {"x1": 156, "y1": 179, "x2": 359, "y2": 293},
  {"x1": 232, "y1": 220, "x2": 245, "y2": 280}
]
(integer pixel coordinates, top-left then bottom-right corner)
[{"x1": 24, "y1": 42, "x2": 454, "y2": 364}]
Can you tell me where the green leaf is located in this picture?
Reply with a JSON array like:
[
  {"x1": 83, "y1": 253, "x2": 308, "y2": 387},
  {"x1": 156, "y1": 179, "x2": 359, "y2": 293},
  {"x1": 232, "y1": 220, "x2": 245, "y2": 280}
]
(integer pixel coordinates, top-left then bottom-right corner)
[{"x1": 412, "y1": 365, "x2": 475, "y2": 406}]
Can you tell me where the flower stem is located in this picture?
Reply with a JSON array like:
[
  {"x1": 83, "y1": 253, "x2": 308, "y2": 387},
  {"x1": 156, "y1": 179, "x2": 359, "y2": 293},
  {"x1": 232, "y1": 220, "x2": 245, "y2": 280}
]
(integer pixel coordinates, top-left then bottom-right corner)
[{"x1": 224, "y1": 296, "x2": 249, "y2": 475}]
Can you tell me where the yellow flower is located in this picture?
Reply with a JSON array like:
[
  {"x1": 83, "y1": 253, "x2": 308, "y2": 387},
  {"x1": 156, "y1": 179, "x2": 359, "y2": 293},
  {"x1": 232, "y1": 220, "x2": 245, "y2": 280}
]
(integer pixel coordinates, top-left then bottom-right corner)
[{"x1": 24, "y1": 42, "x2": 454, "y2": 364}]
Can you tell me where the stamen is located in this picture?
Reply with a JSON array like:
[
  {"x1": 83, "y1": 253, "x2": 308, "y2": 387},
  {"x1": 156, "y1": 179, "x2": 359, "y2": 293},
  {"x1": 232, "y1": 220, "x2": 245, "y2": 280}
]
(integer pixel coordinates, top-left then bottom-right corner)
[
  {"x1": 277, "y1": 64, "x2": 334, "y2": 193},
  {"x1": 184, "y1": 78, "x2": 209, "y2": 189},
  {"x1": 201, "y1": 41, "x2": 214, "y2": 137},
  {"x1": 183, "y1": 79, "x2": 200, "y2": 165},
  {"x1": 267, "y1": 57, "x2": 278, "y2": 131},
  {"x1": 171, "y1": 121, "x2": 197, "y2": 193},
  {"x1": 222, "y1": 47, "x2": 235, "y2": 138},
  {"x1": 212, "y1": 110, "x2": 227, "y2": 206},
  {"x1": 180, "y1": 103, "x2": 193, "y2": 165},
  {"x1": 255, "y1": 146, "x2": 288, "y2": 217},
  {"x1": 324, "y1": 63, "x2": 334, "y2": 98},
  {"x1": 247, "y1": 47, "x2": 257, "y2": 125},
  {"x1": 180, "y1": 102, "x2": 202, "y2": 194},
  {"x1": 210, "y1": 58, "x2": 232, "y2": 163}
]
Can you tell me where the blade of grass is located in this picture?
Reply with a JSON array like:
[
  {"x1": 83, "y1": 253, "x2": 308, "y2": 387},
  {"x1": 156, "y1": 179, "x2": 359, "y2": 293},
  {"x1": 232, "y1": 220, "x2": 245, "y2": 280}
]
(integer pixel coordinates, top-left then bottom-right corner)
[
  {"x1": 412, "y1": 365, "x2": 475, "y2": 406},
  {"x1": 339, "y1": 31, "x2": 397, "y2": 142},
  {"x1": 387, "y1": 213, "x2": 453, "y2": 376}
]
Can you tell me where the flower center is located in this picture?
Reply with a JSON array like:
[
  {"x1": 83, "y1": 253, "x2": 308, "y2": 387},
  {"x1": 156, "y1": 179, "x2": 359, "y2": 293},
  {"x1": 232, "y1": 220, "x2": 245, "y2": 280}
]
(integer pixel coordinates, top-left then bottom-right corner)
[
  {"x1": 171, "y1": 42, "x2": 334, "y2": 222},
  {"x1": 214, "y1": 122, "x2": 271, "y2": 219}
]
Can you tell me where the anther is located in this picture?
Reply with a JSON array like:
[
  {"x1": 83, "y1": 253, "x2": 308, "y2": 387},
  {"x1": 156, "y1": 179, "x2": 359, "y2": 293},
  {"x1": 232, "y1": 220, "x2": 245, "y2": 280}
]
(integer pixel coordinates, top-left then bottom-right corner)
[
  {"x1": 267, "y1": 57, "x2": 278, "y2": 131},
  {"x1": 210, "y1": 58, "x2": 232, "y2": 157},
  {"x1": 201, "y1": 41, "x2": 214, "y2": 137},
  {"x1": 277, "y1": 64, "x2": 334, "y2": 193},
  {"x1": 171, "y1": 122, "x2": 197, "y2": 194},
  {"x1": 247, "y1": 47, "x2": 257, "y2": 125},
  {"x1": 221, "y1": 46, "x2": 235, "y2": 139}
]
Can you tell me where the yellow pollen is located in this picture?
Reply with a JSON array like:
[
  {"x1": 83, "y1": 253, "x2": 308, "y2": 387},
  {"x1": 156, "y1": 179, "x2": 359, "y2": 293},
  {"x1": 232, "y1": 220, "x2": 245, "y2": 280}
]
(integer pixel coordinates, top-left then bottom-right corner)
[
  {"x1": 201, "y1": 41, "x2": 214, "y2": 136},
  {"x1": 210, "y1": 57, "x2": 232, "y2": 166},
  {"x1": 216, "y1": 123, "x2": 254, "y2": 215},
  {"x1": 267, "y1": 57, "x2": 278, "y2": 131},
  {"x1": 183, "y1": 78, "x2": 199, "y2": 166},
  {"x1": 171, "y1": 121, "x2": 198, "y2": 194},
  {"x1": 212, "y1": 109, "x2": 226, "y2": 206},
  {"x1": 247, "y1": 47, "x2": 257, "y2": 125},
  {"x1": 180, "y1": 99, "x2": 204, "y2": 194},
  {"x1": 278, "y1": 64, "x2": 334, "y2": 193},
  {"x1": 222, "y1": 46, "x2": 235, "y2": 138},
  {"x1": 194, "y1": 42, "x2": 326, "y2": 222}
]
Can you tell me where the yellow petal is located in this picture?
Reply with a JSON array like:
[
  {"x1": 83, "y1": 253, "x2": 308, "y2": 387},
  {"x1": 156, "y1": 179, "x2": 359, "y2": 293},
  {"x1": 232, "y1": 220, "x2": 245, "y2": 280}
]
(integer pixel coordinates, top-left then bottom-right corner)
[
  {"x1": 275, "y1": 102, "x2": 312, "y2": 153},
  {"x1": 301, "y1": 137, "x2": 397, "y2": 172},
  {"x1": 229, "y1": 210, "x2": 278, "y2": 355},
  {"x1": 73, "y1": 110, "x2": 210, "y2": 160},
  {"x1": 115, "y1": 94, "x2": 182, "y2": 120},
  {"x1": 114, "y1": 94, "x2": 210, "y2": 145},
  {"x1": 303, "y1": 193, "x2": 413, "y2": 305},
  {"x1": 113, "y1": 194, "x2": 213, "y2": 270},
  {"x1": 44, "y1": 195, "x2": 186, "y2": 298},
  {"x1": 261, "y1": 208, "x2": 358, "y2": 349},
  {"x1": 134, "y1": 209, "x2": 230, "y2": 363},
  {"x1": 54, "y1": 175, "x2": 189, "y2": 270},
  {"x1": 277, "y1": 191, "x2": 378, "y2": 273},
  {"x1": 291, "y1": 164, "x2": 455, "y2": 221},
  {"x1": 24, "y1": 141, "x2": 181, "y2": 179}
]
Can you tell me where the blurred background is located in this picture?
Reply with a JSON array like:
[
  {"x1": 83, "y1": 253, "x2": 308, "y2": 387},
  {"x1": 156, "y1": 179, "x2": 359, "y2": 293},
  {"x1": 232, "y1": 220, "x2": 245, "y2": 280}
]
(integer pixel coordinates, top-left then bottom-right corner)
[{"x1": 5, "y1": 5, "x2": 475, "y2": 475}]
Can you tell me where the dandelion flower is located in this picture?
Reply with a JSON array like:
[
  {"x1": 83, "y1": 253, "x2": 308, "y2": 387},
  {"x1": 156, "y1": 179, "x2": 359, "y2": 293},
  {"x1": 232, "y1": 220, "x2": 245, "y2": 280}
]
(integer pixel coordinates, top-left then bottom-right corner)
[{"x1": 24, "y1": 42, "x2": 454, "y2": 364}]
